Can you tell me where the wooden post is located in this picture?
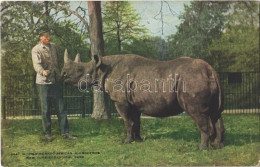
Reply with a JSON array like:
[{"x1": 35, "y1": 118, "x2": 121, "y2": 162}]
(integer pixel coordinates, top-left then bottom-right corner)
[
  {"x1": 82, "y1": 95, "x2": 86, "y2": 118},
  {"x1": 2, "y1": 96, "x2": 6, "y2": 119}
]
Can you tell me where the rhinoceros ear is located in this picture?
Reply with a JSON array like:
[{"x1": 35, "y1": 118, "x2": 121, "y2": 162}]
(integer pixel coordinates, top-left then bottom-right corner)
[
  {"x1": 64, "y1": 49, "x2": 70, "y2": 63},
  {"x1": 93, "y1": 54, "x2": 102, "y2": 68},
  {"x1": 74, "y1": 53, "x2": 81, "y2": 63}
]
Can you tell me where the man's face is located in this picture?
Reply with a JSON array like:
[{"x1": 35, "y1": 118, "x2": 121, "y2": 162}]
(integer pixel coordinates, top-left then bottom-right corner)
[{"x1": 40, "y1": 34, "x2": 50, "y2": 45}]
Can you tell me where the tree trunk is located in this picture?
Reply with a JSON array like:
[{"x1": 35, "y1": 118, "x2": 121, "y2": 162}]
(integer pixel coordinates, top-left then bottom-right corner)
[
  {"x1": 116, "y1": 2, "x2": 121, "y2": 52},
  {"x1": 44, "y1": 1, "x2": 49, "y2": 24},
  {"x1": 117, "y1": 25, "x2": 121, "y2": 52},
  {"x1": 88, "y1": 1, "x2": 110, "y2": 119}
]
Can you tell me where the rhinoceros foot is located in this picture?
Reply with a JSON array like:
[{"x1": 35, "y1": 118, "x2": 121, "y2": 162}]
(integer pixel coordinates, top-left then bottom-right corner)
[
  {"x1": 199, "y1": 143, "x2": 209, "y2": 150},
  {"x1": 134, "y1": 136, "x2": 143, "y2": 142},
  {"x1": 124, "y1": 136, "x2": 134, "y2": 143},
  {"x1": 212, "y1": 142, "x2": 224, "y2": 149}
]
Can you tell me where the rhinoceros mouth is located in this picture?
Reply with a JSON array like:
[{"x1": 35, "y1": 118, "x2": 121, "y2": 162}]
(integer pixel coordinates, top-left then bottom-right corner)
[
  {"x1": 63, "y1": 78, "x2": 71, "y2": 84},
  {"x1": 64, "y1": 79, "x2": 79, "y2": 87},
  {"x1": 63, "y1": 76, "x2": 75, "y2": 85},
  {"x1": 63, "y1": 76, "x2": 70, "y2": 81}
]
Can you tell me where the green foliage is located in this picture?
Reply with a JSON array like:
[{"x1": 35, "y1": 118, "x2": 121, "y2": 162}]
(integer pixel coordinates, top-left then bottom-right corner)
[
  {"x1": 209, "y1": 2, "x2": 259, "y2": 72},
  {"x1": 51, "y1": 20, "x2": 90, "y2": 66},
  {"x1": 1, "y1": 1, "x2": 90, "y2": 75},
  {"x1": 1, "y1": 1, "x2": 43, "y2": 76},
  {"x1": 168, "y1": 1, "x2": 259, "y2": 72},
  {"x1": 1, "y1": 1, "x2": 90, "y2": 97},
  {"x1": 103, "y1": 1, "x2": 147, "y2": 53},
  {"x1": 1, "y1": 115, "x2": 259, "y2": 166},
  {"x1": 168, "y1": 1, "x2": 229, "y2": 62},
  {"x1": 210, "y1": 25, "x2": 259, "y2": 72},
  {"x1": 124, "y1": 36, "x2": 170, "y2": 60}
]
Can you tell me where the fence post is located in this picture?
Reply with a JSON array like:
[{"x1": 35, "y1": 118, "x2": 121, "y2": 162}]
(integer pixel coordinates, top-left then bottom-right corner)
[
  {"x1": 82, "y1": 95, "x2": 86, "y2": 118},
  {"x1": 2, "y1": 96, "x2": 6, "y2": 119},
  {"x1": 32, "y1": 75, "x2": 39, "y2": 117}
]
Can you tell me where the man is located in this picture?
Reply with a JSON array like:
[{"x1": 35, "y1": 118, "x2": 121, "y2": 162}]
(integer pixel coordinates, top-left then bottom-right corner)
[{"x1": 32, "y1": 27, "x2": 76, "y2": 141}]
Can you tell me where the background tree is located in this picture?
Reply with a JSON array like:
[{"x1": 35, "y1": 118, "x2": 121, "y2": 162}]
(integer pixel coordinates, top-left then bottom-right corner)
[
  {"x1": 55, "y1": 2, "x2": 110, "y2": 119},
  {"x1": 88, "y1": 1, "x2": 110, "y2": 119},
  {"x1": 103, "y1": 1, "x2": 147, "y2": 54},
  {"x1": 1, "y1": 1, "x2": 90, "y2": 76},
  {"x1": 209, "y1": 2, "x2": 259, "y2": 72},
  {"x1": 2, "y1": 1, "x2": 45, "y2": 76},
  {"x1": 124, "y1": 36, "x2": 169, "y2": 60},
  {"x1": 1, "y1": 1, "x2": 90, "y2": 96},
  {"x1": 167, "y1": 2, "x2": 229, "y2": 62},
  {"x1": 1, "y1": 1, "x2": 110, "y2": 119},
  {"x1": 1, "y1": 1, "x2": 259, "y2": 119},
  {"x1": 1, "y1": 1, "x2": 90, "y2": 116}
]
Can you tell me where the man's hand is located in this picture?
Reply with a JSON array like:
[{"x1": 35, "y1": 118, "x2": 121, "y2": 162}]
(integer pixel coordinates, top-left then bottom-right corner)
[{"x1": 42, "y1": 70, "x2": 50, "y2": 77}]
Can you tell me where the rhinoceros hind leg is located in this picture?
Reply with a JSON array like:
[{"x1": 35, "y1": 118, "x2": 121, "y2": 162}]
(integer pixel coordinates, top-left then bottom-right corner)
[
  {"x1": 188, "y1": 111, "x2": 210, "y2": 150},
  {"x1": 124, "y1": 136, "x2": 134, "y2": 143},
  {"x1": 212, "y1": 116, "x2": 224, "y2": 149},
  {"x1": 209, "y1": 118, "x2": 216, "y2": 142},
  {"x1": 134, "y1": 136, "x2": 143, "y2": 142},
  {"x1": 209, "y1": 112, "x2": 224, "y2": 149}
]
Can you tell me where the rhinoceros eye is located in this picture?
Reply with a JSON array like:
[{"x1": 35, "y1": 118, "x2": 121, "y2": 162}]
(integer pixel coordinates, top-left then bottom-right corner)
[{"x1": 62, "y1": 71, "x2": 67, "y2": 77}]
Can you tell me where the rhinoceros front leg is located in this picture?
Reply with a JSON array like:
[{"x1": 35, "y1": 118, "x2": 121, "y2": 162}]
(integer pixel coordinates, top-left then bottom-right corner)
[{"x1": 115, "y1": 102, "x2": 134, "y2": 143}]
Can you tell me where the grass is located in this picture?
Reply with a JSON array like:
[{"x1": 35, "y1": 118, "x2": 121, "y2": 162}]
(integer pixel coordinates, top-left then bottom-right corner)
[{"x1": 1, "y1": 115, "x2": 259, "y2": 166}]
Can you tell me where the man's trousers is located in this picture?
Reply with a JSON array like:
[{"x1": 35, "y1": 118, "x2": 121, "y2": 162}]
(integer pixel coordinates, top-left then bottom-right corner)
[{"x1": 37, "y1": 83, "x2": 69, "y2": 135}]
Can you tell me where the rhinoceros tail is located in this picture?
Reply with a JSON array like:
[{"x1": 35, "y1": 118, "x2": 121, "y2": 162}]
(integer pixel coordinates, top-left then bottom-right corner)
[{"x1": 213, "y1": 70, "x2": 224, "y2": 113}]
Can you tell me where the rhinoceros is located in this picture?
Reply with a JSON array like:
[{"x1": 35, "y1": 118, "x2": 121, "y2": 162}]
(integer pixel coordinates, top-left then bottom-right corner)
[{"x1": 61, "y1": 50, "x2": 225, "y2": 150}]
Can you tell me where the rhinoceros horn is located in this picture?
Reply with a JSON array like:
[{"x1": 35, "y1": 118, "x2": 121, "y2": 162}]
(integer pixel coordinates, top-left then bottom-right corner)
[
  {"x1": 64, "y1": 49, "x2": 70, "y2": 63},
  {"x1": 74, "y1": 53, "x2": 81, "y2": 63}
]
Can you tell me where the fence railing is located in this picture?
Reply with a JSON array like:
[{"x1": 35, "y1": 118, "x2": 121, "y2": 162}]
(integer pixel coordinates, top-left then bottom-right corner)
[
  {"x1": 1, "y1": 72, "x2": 259, "y2": 119},
  {"x1": 219, "y1": 72, "x2": 259, "y2": 114}
]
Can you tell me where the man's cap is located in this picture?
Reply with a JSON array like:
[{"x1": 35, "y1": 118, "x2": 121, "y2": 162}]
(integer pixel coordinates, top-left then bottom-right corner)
[{"x1": 38, "y1": 27, "x2": 50, "y2": 36}]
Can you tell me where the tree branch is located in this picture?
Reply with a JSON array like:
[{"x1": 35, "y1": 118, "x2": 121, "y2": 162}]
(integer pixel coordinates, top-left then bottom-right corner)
[
  {"x1": 103, "y1": 27, "x2": 118, "y2": 34},
  {"x1": 153, "y1": 0, "x2": 164, "y2": 35},
  {"x1": 1, "y1": 4, "x2": 11, "y2": 12},
  {"x1": 164, "y1": 0, "x2": 179, "y2": 17},
  {"x1": 242, "y1": 1, "x2": 259, "y2": 14},
  {"x1": 58, "y1": 4, "x2": 90, "y2": 33},
  {"x1": 34, "y1": 7, "x2": 54, "y2": 26}
]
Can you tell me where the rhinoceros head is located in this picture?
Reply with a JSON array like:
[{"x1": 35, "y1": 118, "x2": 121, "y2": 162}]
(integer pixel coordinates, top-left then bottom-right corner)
[{"x1": 61, "y1": 49, "x2": 101, "y2": 88}]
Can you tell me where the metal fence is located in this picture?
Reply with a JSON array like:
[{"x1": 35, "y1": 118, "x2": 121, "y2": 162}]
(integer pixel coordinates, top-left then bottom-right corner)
[
  {"x1": 1, "y1": 72, "x2": 259, "y2": 119},
  {"x1": 219, "y1": 72, "x2": 259, "y2": 114}
]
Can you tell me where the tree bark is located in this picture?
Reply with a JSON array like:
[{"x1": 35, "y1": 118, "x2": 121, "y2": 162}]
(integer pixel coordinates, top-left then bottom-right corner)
[
  {"x1": 117, "y1": 25, "x2": 121, "y2": 52},
  {"x1": 44, "y1": 1, "x2": 49, "y2": 16},
  {"x1": 116, "y1": 2, "x2": 121, "y2": 52},
  {"x1": 44, "y1": 1, "x2": 49, "y2": 24},
  {"x1": 88, "y1": 1, "x2": 110, "y2": 119}
]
